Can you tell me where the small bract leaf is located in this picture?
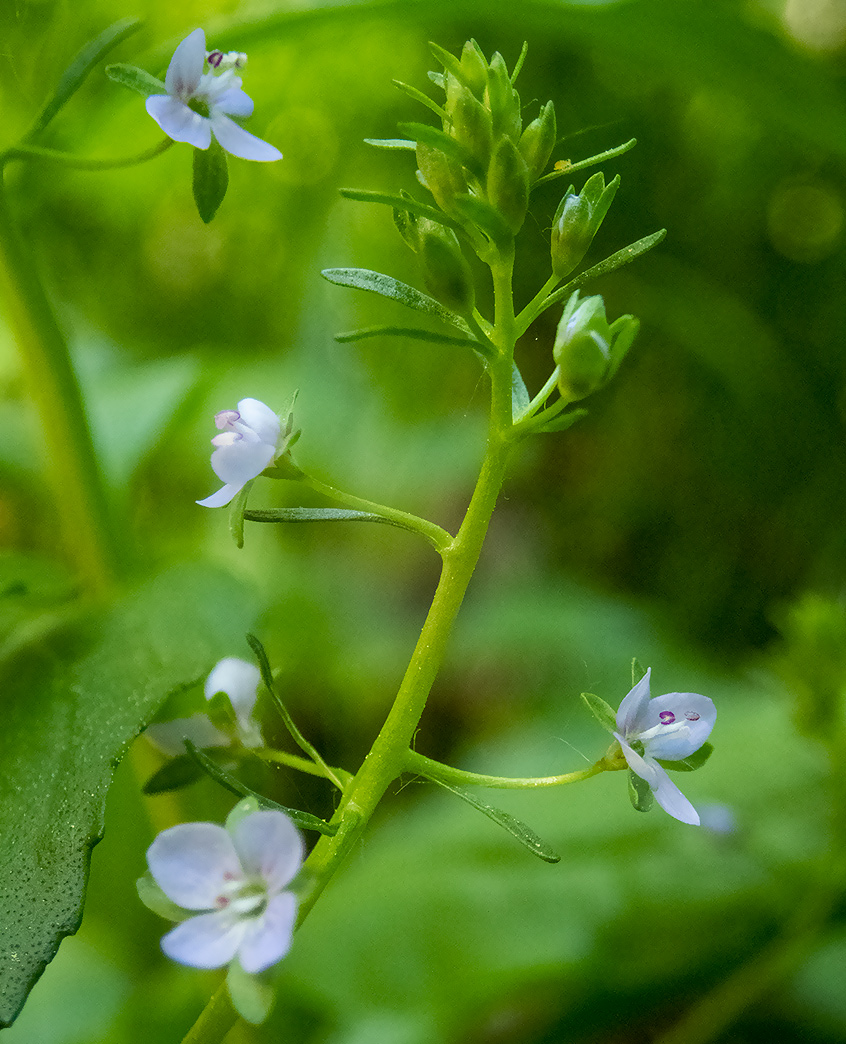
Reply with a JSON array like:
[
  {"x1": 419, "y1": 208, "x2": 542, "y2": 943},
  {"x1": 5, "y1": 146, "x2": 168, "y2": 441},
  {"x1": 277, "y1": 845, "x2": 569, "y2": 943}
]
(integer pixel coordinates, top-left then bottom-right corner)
[
  {"x1": 193, "y1": 139, "x2": 229, "y2": 224},
  {"x1": 136, "y1": 872, "x2": 190, "y2": 921},
  {"x1": 363, "y1": 138, "x2": 417, "y2": 150},
  {"x1": 429, "y1": 778, "x2": 561, "y2": 863},
  {"x1": 339, "y1": 188, "x2": 461, "y2": 232},
  {"x1": 228, "y1": 959, "x2": 275, "y2": 1025},
  {"x1": 321, "y1": 268, "x2": 469, "y2": 332},
  {"x1": 628, "y1": 769, "x2": 654, "y2": 812},
  {"x1": 335, "y1": 325, "x2": 490, "y2": 356},
  {"x1": 105, "y1": 62, "x2": 167, "y2": 98},
  {"x1": 659, "y1": 742, "x2": 714, "y2": 773},
  {"x1": 631, "y1": 658, "x2": 647, "y2": 686},
  {"x1": 511, "y1": 363, "x2": 530, "y2": 419},
  {"x1": 229, "y1": 480, "x2": 253, "y2": 550},
  {"x1": 142, "y1": 753, "x2": 204, "y2": 794},
  {"x1": 581, "y1": 692, "x2": 617, "y2": 733}
]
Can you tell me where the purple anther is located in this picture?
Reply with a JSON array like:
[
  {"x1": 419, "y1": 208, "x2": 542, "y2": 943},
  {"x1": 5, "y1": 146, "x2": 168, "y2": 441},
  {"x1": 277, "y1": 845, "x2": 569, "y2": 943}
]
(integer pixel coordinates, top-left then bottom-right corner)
[
  {"x1": 207, "y1": 50, "x2": 224, "y2": 68},
  {"x1": 214, "y1": 409, "x2": 240, "y2": 430},
  {"x1": 685, "y1": 711, "x2": 700, "y2": 721},
  {"x1": 659, "y1": 710, "x2": 676, "y2": 724},
  {"x1": 215, "y1": 895, "x2": 230, "y2": 908}
]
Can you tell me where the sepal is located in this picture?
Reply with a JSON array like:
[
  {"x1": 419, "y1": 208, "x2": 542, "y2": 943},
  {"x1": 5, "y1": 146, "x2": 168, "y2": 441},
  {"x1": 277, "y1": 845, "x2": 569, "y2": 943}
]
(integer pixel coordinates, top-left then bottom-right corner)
[
  {"x1": 137, "y1": 872, "x2": 190, "y2": 921},
  {"x1": 581, "y1": 691, "x2": 617, "y2": 734},
  {"x1": 487, "y1": 137, "x2": 529, "y2": 234},
  {"x1": 519, "y1": 101, "x2": 557, "y2": 183},
  {"x1": 628, "y1": 770, "x2": 654, "y2": 813},
  {"x1": 105, "y1": 62, "x2": 167, "y2": 98},
  {"x1": 227, "y1": 958, "x2": 275, "y2": 1025}
]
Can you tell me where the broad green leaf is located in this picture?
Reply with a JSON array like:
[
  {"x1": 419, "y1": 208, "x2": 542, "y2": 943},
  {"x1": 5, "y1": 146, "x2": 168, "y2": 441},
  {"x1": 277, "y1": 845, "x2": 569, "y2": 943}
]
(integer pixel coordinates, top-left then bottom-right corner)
[
  {"x1": 193, "y1": 139, "x2": 229, "y2": 224},
  {"x1": 659, "y1": 742, "x2": 714, "y2": 773},
  {"x1": 335, "y1": 325, "x2": 490, "y2": 356},
  {"x1": 338, "y1": 188, "x2": 461, "y2": 232},
  {"x1": 105, "y1": 62, "x2": 167, "y2": 98},
  {"x1": 29, "y1": 19, "x2": 141, "y2": 137},
  {"x1": 627, "y1": 769, "x2": 654, "y2": 812},
  {"x1": 427, "y1": 778, "x2": 561, "y2": 864},
  {"x1": 184, "y1": 742, "x2": 338, "y2": 836},
  {"x1": 581, "y1": 691, "x2": 618, "y2": 734},
  {"x1": 0, "y1": 564, "x2": 256, "y2": 1026},
  {"x1": 511, "y1": 363, "x2": 529, "y2": 419},
  {"x1": 228, "y1": 959, "x2": 275, "y2": 1025},
  {"x1": 321, "y1": 268, "x2": 468, "y2": 331}
]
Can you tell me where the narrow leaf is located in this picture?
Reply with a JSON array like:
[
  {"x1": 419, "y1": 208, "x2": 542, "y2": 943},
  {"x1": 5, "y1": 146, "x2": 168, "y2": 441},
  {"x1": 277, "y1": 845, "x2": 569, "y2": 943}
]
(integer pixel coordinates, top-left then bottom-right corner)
[
  {"x1": 511, "y1": 363, "x2": 530, "y2": 419},
  {"x1": 392, "y1": 79, "x2": 447, "y2": 121},
  {"x1": 105, "y1": 62, "x2": 167, "y2": 98},
  {"x1": 244, "y1": 506, "x2": 428, "y2": 539},
  {"x1": 321, "y1": 268, "x2": 469, "y2": 331},
  {"x1": 364, "y1": 138, "x2": 417, "y2": 150},
  {"x1": 628, "y1": 769, "x2": 654, "y2": 812},
  {"x1": 429, "y1": 778, "x2": 561, "y2": 863},
  {"x1": 29, "y1": 19, "x2": 142, "y2": 137},
  {"x1": 184, "y1": 741, "x2": 338, "y2": 836},
  {"x1": 536, "y1": 408, "x2": 588, "y2": 434},
  {"x1": 397, "y1": 121, "x2": 483, "y2": 178},
  {"x1": 533, "y1": 138, "x2": 638, "y2": 188},
  {"x1": 192, "y1": 139, "x2": 229, "y2": 224},
  {"x1": 581, "y1": 692, "x2": 618, "y2": 734},
  {"x1": 229, "y1": 480, "x2": 253, "y2": 550},
  {"x1": 510, "y1": 41, "x2": 529, "y2": 84},
  {"x1": 335, "y1": 325, "x2": 490, "y2": 355},
  {"x1": 142, "y1": 753, "x2": 204, "y2": 794},
  {"x1": 339, "y1": 188, "x2": 461, "y2": 232},
  {"x1": 659, "y1": 742, "x2": 714, "y2": 773},
  {"x1": 428, "y1": 41, "x2": 468, "y2": 85}
]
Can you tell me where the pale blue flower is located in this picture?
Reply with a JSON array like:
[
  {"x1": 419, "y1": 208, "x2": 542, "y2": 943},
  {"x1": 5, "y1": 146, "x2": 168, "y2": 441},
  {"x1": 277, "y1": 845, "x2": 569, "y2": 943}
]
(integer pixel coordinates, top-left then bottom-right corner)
[{"x1": 197, "y1": 398, "x2": 282, "y2": 509}]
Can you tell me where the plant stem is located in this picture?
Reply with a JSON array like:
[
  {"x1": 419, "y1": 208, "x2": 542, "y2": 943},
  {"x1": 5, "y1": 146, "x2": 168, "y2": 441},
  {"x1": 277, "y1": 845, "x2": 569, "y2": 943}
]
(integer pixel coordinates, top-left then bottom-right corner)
[
  {"x1": 257, "y1": 748, "x2": 352, "y2": 786},
  {"x1": 403, "y1": 749, "x2": 606, "y2": 789},
  {"x1": 0, "y1": 177, "x2": 118, "y2": 593},
  {"x1": 180, "y1": 984, "x2": 238, "y2": 1044},
  {"x1": 0, "y1": 138, "x2": 173, "y2": 173}
]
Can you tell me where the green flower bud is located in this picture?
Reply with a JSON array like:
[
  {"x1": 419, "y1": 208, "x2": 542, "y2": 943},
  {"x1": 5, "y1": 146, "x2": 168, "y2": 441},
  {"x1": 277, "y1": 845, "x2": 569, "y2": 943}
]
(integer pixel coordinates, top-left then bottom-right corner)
[
  {"x1": 449, "y1": 82, "x2": 493, "y2": 170},
  {"x1": 519, "y1": 100, "x2": 557, "y2": 183},
  {"x1": 418, "y1": 221, "x2": 475, "y2": 316},
  {"x1": 460, "y1": 39, "x2": 489, "y2": 97},
  {"x1": 553, "y1": 291, "x2": 638, "y2": 401},
  {"x1": 417, "y1": 141, "x2": 468, "y2": 212},
  {"x1": 485, "y1": 52, "x2": 522, "y2": 143},
  {"x1": 551, "y1": 172, "x2": 620, "y2": 278},
  {"x1": 487, "y1": 136, "x2": 530, "y2": 234}
]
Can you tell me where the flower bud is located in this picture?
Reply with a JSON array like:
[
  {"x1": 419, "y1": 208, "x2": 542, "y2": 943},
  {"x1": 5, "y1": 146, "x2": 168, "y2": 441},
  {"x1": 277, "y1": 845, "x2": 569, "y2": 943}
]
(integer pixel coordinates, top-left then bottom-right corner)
[
  {"x1": 449, "y1": 82, "x2": 493, "y2": 170},
  {"x1": 551, "y1": 172, "x2": 620, "y2": 278},
  {"x1": 485, "y1": 52, "x2": 522, "y2": 143},
  {"x1": 418, "y1": 221, "x2": 475, "y2": 316},
  {"x1": 459, "y1": 39, "x2": 489, "y2": 97},
  {"x1": 519, "y1": 101, "x2": 557, "y2": 183},
  {"x1": 417, "y1": 142, "x2": 468, "y2": 212},
  {"x1": 487, "y1": 137, "x2": 530, "y2": 234},
  {"x1": 553, "y1": 292, "x2": 638, "y2": 401}
]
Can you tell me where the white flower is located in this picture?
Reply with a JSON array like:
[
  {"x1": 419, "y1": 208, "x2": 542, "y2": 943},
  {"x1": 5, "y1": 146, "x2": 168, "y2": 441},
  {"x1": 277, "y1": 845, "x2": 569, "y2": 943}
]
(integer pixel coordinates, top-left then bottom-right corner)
[
  {"x1": 145, "y1": 657, "x2": 263, "y2": 754},
  {"x1": 197, "y1": 398, "x2": 282, "y2": 509},
  {"x1": 614, "y1": 668, "x2": 716, "y2": 826},
  {"x1": 147, "y1": 809, "x2": 303, "y2": 971},
  {"x1": 146, "y1": 28, "x2": 282, "y2": 162}
]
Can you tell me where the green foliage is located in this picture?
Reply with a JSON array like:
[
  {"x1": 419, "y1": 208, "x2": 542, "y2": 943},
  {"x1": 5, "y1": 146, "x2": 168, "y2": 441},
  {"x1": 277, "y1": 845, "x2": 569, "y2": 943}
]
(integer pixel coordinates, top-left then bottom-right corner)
[
  {"x1": 104, "y1": 63, "x2": 167, "y2": 98},
  {"x1": 228, "y1": 959, "x2": 275, "y2": 1025},
  {"x1": 581, "y1": 691, "x2": 618, "y2": 734},
  {"x1": 192, "y1": 140, "x2": 229, "y2": 224}
]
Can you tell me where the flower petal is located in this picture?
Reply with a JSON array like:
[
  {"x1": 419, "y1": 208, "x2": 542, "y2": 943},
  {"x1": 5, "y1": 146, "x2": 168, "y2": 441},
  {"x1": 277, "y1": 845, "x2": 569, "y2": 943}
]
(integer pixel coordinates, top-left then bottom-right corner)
[
  {"x1": 210, "y1": 437, "x2": 275, "y2": 486},
  {"x1": 236, "y1": 398, "x2": 281, "y2": 446},
  {"x1": 237, "y1": 892, "x2": 298, "y2": 973},
  {"x1": 619, "y1": 740, "x2": 700, "y2": 826},
  {"x1": 147, "y1": 822, "x2": 241, "y2": 909},
  {"x1": 145, "y1": 714, "x2": 229, "y2": 756},
  {"x1": 161, "y1": 910, "x2": 246, "y2": 968},
  {"x1": 643, "y1": 692, "x2": 716, "y2": 760},
  {"x1": 165, "y1": 28, "x2": 206, "y2": 97},
  {"x1": 232, "y1": 810, "x2": 304, "y2": 894},
  {"x1": 210, "y1": 113, "x2": 283, "y2": 161},
  {"x1": 196, "y1": 482, "x2": 241, "y2": 509},
  {"x1": 205, "y1": 657, "x2": 261, "y2": 742},
  {"x1": 615, "y1": 668, "x2": 652, "y2": 735},
  {"x1": 214, "y1": 87, "x2": 254, "y2": 117},
  {"x1": 146, "y1": 94, "x2": 211, "y2": 149}
]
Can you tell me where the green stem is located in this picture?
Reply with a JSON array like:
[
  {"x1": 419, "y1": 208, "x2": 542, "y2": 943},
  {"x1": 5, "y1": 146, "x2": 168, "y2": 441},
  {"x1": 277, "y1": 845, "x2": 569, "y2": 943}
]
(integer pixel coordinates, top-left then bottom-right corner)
[
  {"x1": 514, "y1": 365, "x2": 560, "y2": 423},
  {"x1": 514, "y1": 273, "x2": 559, "y2": 338},
  {"x1": 0, "y1": 176, "x2": 118, "y2": 593},
  {"x1": 301, "y1": 473, "x2": 453, "y2": 554},
  {"x1": 0, "y1": 138, "x2": 173, "y2": 173},
  {"x1": 180, "y1": 984, "x2": 238, "y2": 1044},
  {"x1": 256, "y1": 748, "x2": 353, "y2": 787},
  {"x1": 404, "y1": 748, "x2": 605, "y2": 789}
]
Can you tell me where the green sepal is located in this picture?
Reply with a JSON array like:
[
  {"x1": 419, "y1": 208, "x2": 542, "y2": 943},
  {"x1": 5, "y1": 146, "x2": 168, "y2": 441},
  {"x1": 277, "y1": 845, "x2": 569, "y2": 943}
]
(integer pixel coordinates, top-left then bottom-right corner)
[
  {"x1": 29, "y1": 20, "x2": 142, "y2": 137},
  {"x1": 631, "y1": 658, "x2": 648, "y2": 686},
  {"x1": 511, "y1": 363, "x2": 530, "y2": 419},
  {"x1": 184, "y1": 741, "x2": 338, "y2": 835},
  {"x1": 487, "y1": 136, "x2": 530, "y2": 234},
  {"x1": 136, "y1": 872, "x2": 190, "y2": 921},
  {"x1": 429, "y1": 778, "x2": 561, "y2": 863},
  {"x1": 335, "y1": 325, "x2": 492, "y2": 358},
  {"x1": 206, "y1": 691, "x2": 238, "y2": 733},
  {"x1": 225, "y1": 796, "x2": 261, "y2": 833},
  {"x1": 399, "y1": 121, "x2": 484, "y2": 179},
  {"x1": 339, "y1": 187, "x2": 461, "y2": 232},
  {"x1": 535, "y1": 408, "x2": 588, "y2": 434},
  {"x1": 227, "y1": 959, "x2": 275, "y2": 1025},
  {"x1": 105, "y1": 62, "x2": 167, "y2": 98},
  {"x1": 451, "y1": 194, "x2": 513, "y2": 246},
  {"x1": 321, "y1": 268, "x2": 469, "y2": 332},
  {"x1": 192, "y1": 139, "x2": 229, "y2": 224},
  {"x1": 659, "y1": 742, "x2": 714, "y2": 773},
  {"x1": 628, "y1": 770, "x2": 654, "y2": 813},
  {"x1": 419, "y1": 228, "x2": 475, "y2": 316},
  {"x1": 581, "y1": 692, "x2": 617, "y2": 734},
  {"x1": 392, "y1": 79, "x2": 447, "y2": 121},
  {"x1": 363, "y1": 138, "x2": 417, "y2": 150},
  {"x1": 429, "y1": 41, "x2": 472, "y2": 88},
  {"x1": 229, "y1": 480, "x2": 253, "y2": 550},
  {"x1": 142, "y1": 753, "x2": 204, "y2": 794}
]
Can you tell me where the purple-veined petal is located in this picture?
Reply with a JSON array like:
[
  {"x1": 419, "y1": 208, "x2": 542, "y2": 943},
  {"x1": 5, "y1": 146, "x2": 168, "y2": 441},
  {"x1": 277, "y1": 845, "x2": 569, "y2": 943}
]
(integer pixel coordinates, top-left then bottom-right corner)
[
  {"x1": 210, "y1": 113, "x2": 283, "y2": 161},
  {"x1": 615, "y1": 668, "x2": 652, "y2": 736},
  {"x1": 145, "y1": 713, "x2": 229, "y2": 756},
  {"x1": 237, "y1": 892, "x2": 298, "y2": 973},
  {"x1": 165, "y1": 28, "x2": 206, "y2": 97},
  {"x1": 147, "y1": 823, "x2": 241, "y2": 909},
  {"x1": 196, "y1": 482, "x2": 241, "y2": 509},
  {"x1": 205, "y1": 658, "x2": 261, "y2": 719},
  {"x1": 214, "y1": 87, "x2": 254, "y2": 117},
  {"x1": 232, "y1": 811, "x2": 304, "y2": 894},
  {"x1": 643, "y1": 692, "x2": 716, "y2": 760},
  {"x1": 210, "y1": 437, "x2": 276, "y2": 486},
  {"x1": 146, "y1": 94, "x2": 211, "y2": 149},
  {"x1": 236, "y1": 398, "x2": 281, "y2": 446},
  {"x1": 161, "y1": 910, "x2": 246, "y2": 968},
  {"x1": 650, "y1": 764, "x2": 701, "y2": 825}
]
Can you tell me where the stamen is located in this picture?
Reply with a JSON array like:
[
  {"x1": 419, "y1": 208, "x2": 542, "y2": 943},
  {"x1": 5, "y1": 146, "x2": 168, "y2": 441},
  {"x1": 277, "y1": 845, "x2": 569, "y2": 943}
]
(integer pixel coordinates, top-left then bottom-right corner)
[
  {"x1": 214, "y1": 409, "x2": 241, "y2": 429},
  {"x1": 206, "y1": 50, "x2": 224, "y2": 68},
  {"x1": 215, "y1": 895, "x2": 230, "y2": 908},
  {"x1": 685, "y1": 711, "x2": 700, "y2": 721},
  {"x1": 659, "y1": 711, "x2": 676, "y2": 724}
]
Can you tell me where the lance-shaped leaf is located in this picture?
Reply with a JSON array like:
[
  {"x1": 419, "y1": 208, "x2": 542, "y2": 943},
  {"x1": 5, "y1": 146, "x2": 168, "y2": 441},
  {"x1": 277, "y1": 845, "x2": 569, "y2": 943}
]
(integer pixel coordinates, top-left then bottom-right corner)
[
  {"x1": 535, "y1": 408, "x2": 589, "y2": 434},
  {"x1": 426, "y1": 778, "x2": 561, "y2": 864},
  {"x1": 533, "y1": 138, "x2": 637, "y2": 188},
  {"x1": 581, "y1": 691, "x2": 618, "y2": 734},
  {"x1": 28, "y1": 19, "x2": 141, "y2": 138},
  {"x1": 142, "y1": 753, "x2": 204, "y2": 794},
  {"x1": 339, "y1": 188, "x2": 462, "y2": 232},
  {"x1": 631, "y1": 657, "x2": 648, "y2": 686},
  {"x1": 244, "y1": 506, "x2": 418, "y2": 535},
  {"x1": 364, "y1": 138, "x2": 417, "y2": 150},
  {"x1": 335, "y1": 325, "x2": 491, "y2": 357},
  {"x1": 392, "y1": 80, "x2": 447, "y2": 121},
  {"x1": 184, "y1": 742, "x2": 337, "y2": 836},
  {"x1": 398, "y1": 121, "x2": 484, "y2": 178},
  {"x1": 321, "y1": 268, "x2": 469, "y2": 331},
  {"x1": 193, "y1": 139, "x2": 229, "y2": 224},
  {"x1": 105, "y1": 62, "x2": 167, "y2": 98}
]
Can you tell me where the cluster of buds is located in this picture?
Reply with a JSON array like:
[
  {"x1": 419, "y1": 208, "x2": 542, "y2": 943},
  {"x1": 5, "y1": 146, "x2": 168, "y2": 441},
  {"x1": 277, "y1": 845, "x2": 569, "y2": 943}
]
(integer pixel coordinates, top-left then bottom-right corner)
[{"x1": 553, "y1": 291, "x2": 639, "y2": 402}]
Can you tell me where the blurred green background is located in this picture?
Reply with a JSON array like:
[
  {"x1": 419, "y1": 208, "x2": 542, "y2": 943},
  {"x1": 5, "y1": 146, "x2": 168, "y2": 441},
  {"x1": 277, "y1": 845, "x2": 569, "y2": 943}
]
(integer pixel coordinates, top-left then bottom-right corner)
[{"x1": 2, "y1": 0, "x2": 846, "y2": 1041}]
